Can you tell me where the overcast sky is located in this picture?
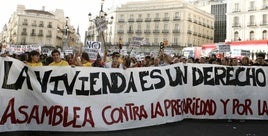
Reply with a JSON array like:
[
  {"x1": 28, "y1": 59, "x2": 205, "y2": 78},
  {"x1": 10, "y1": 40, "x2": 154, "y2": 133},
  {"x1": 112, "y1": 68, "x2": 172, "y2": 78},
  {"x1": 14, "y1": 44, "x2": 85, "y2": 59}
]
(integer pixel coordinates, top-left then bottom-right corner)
[{"x1": 0, "y1": 0, "x2": 145, "y2": 40}]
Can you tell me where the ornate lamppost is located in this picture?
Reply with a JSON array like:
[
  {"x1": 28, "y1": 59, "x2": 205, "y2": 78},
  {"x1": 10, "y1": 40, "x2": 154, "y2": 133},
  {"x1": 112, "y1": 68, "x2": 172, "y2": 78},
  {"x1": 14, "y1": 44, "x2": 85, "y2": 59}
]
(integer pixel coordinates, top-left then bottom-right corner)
[
  {"x1": 57, "y1": 17, "x2": 71, "y2": 51},
  {"x1": 87, "y1": 0, "x2": 113, "y2": 52}
]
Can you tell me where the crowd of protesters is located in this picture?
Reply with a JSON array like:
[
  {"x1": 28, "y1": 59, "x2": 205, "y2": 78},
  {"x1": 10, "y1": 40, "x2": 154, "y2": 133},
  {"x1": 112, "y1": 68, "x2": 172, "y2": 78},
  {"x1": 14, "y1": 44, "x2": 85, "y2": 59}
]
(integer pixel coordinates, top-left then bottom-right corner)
[{"x1": 1, "y1": 48, "x2": 268, "y2": 68}]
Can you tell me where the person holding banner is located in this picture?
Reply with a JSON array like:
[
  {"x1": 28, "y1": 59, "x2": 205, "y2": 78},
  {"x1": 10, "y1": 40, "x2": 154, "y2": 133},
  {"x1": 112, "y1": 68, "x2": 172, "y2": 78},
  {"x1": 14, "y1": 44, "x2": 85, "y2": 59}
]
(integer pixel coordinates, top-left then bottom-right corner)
[
  {"x1": 74, "y1": 52, "x2": 92, "y2": 67},
  {"x1": 92, "y1": 54, "x2": 104, "y2": 67},
  {"x1": 104, "y1": 52, "x2": 123, "y2": 68},
  {"x1": 48, "y1": 49, "x2": 69, "y2": 66},
  {"x1": 26, "y1": 50, "x2": 43, "y2": 67}
]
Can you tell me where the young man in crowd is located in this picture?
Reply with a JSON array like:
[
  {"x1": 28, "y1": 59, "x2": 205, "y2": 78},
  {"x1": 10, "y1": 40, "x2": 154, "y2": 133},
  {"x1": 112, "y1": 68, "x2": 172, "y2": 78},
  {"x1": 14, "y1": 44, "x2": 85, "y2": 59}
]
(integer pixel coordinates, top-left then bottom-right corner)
[{"x1": 48, "y1": 49, "x2": 69, "y2": 66}]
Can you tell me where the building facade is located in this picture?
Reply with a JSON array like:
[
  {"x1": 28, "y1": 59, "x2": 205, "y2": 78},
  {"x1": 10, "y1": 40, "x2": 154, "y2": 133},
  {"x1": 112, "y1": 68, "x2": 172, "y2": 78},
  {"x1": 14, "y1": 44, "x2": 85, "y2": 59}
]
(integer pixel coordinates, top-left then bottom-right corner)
[
  {"x1": 190, "y1": 0, "x2": 227, "y2": 43},
  {"x1": 0, "y1": 5, "x2": 81, "y2": 52},
  {"x1": 226, "y1": 0, "x2": 268, "y2": 42},
  {"x1": 211, "y1": 2, "x2": 227, "y2": 43},
  {"x1": 88, "y1": 0, "x2": 214, "y2": 55}
]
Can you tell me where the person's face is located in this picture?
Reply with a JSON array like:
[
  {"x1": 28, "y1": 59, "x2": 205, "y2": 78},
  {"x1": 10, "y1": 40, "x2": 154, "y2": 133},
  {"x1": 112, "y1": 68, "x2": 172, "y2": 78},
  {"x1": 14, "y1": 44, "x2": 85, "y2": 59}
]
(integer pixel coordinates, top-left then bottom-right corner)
[
  {"x1": 112, "y1": 59, "x2": 120, "y2": 68},
  {"x1": 221, "y1": 58, "x2": 227, "y2": 65},
  {"x1": 241, "y1": 57, "x2": 249, "y2": 65},
  {"x1": 232, "y1": 58, "x2": 238, "y2": 66},
  {"x1": 31, "y1": 55, "x2": 40, "y2": 63},
  {"x1": 52, "y1": 52, "x2": 61, "y2": 63}
]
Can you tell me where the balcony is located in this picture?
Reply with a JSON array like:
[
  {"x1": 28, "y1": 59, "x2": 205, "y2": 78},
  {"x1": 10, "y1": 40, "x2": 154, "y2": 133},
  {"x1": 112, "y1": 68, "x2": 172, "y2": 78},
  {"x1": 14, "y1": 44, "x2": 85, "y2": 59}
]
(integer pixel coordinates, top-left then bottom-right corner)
[
  {"x1": 46, "y1": 35, "x2": 52, "y2": 38},
  {"x1": 172, "y1": 29, "x2": 180, "y2": 33},
  {"x1": 188, "y1": 18, "x2": 192, "y2": 22},
  {"x1": 38, "y1": 34, "x2": 43, "y2": 37},
  {"x1": 247, "y1": 23, "x2": 257, "y2": 27},
  {"x1": 153, "y1": 18, "x2": 160, "y2": 22},
  {"x1": 30, "y1": 33, "x2": 36, "y2": 36},
  {"x1": 47, "y1": 25, "x2": 52, "y2": 28},
  {"x1": 187, "y1": 30, "x2": 192, "y2": 34},
  {"x1": 260, "y1": 22, "x2": 268, "y2": 26},
  {"x1": 118, "y1": 19, "x2": 125, "y2": 23},
  {"x1": 135, "y1": 30, "x2": 142, "y2": 34},
  {"x1": 21, "y1": 32, "x2": 27, "y2": 36},
  {"x1": 153, "y1": 30, "x2": 160, "y2": 33},
  {"x1": 39, "y1": 24, "x2": 44, "y2": 27},
  {"x1": 162, "y1": 17, "x2": 170, "y2": 21},
  {"x1": 145, "y1": 18, "x2": 151, "y2": 22},
  {"x1": 232, "y1": 9, "x2": 241, "y2": 13},
  {"x1": 173, "y1": 16, "x2": 180, "y2": 21},
  {"x1": 32, "y1": 24, "x2": 37, "y2": 27},
  {"x1": 22, "y1": 22, "x2": 28, "y2": 25},
  {"x1": 127, "y1": 30, "x2": 134, "y2": 34},
  {"x1": 136, "y1": 18, "x2": 143, "y2": 22},
  {"x1": 117, "y1": 30, "x2": 124, "y2": 34},
  {"x1": 162, "y1": 29, "x2": 169, "y2": 33},
  {"x1": 144, "y1": 30, "x2": 151, "y2": 34},
  {"x1": 248, "y1": 7, "x2": 256, "y2": 11},
  {"x1": 232, "y1": 23, "x2": 241, "y2": 28},
  {"x1": 128, "y1": 18, "x2": 135, "y2": 22}
]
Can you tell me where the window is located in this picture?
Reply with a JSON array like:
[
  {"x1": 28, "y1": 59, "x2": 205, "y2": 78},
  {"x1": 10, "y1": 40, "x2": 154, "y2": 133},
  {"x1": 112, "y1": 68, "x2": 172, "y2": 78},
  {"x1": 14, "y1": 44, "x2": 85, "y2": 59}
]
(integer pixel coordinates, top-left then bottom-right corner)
[
  {"x1": 130, "y1": 14, "x2": 134, "y2": 19},
  {"x1": 233, "y1": 16, "x2": 240, "y2": 26},
  {"x1": 22, "y1": 28, "x2": 27, "y2": 33},
  {"x1": 234, "y1": 3, "x2": 240, "y2": 12},
  {"x1": 48, "y1": 22, "x2": 52, "y2": 28},
  {"x1": 39, "y1": 30, "x2": 43, "y2": 36},
  {"x1": 31, "y1": 29, "x2": 35, "y2": 34},
  {"x1": 154, "y1": 38, "x2": 158, "y2": 43},
  {"x1": 263, "y1": 14, "x2": 267, "y2": 25},
  {"x1": 249, "y1": 15, "x2": 255, "y2": 25},
  {"x1": 137, "y1": 23, "x2": 142, "y2": 30},
  {"x1": 147, "y1": 13, "x2": 150, "y2": 18},
  {"x1": 155, "y1": 13, "x2": 159, "y2": 18},
  {"x1": 146, "y1": 23, "x2": 150, "y2": 30},
  {"x1": 138, "y1": 14, "x2": 142, "y2": 18},
  {"x1": 39, "y1": 21, "x2": 44, "y2": 27},
  {"x1": 164, "y1": 13, "x2": 168, "y2": 18},
  {"x1": 234, "y1": 31, "x2": 239, "y2": 41},
  {"x1": 249, "y1": 1, "x2": 255, "y2": 10},
  {"x1": 174, "y1": 24, "x2": 179, "y2": 29},
  {"x1": 164, "y1": 24, "x2": 168, "y2": 30},
  {"x1": 262, "y1": 30, "x2": 267, "y2": 39},
  {"x1": 249, "y1": 31, "x2": 254, "y2": 40},
  {"x1": 175, "y1": 12, "x2": 180, "y2": 18},
  {"x1": 129, "y1": 25, "x2": 133, "y2": 31},
  {"x1": 155, "y1": 23, "x2": 159, "y2": 29},
  {"x1": 23, "y1": 19, "x2": 28, "y2": 25},
  {"x1": 173, "y1": 37, "x2": 178, "y2": 44},
  {"x1": 119, "y1": 25, "x2": 124, "y2": 30}
]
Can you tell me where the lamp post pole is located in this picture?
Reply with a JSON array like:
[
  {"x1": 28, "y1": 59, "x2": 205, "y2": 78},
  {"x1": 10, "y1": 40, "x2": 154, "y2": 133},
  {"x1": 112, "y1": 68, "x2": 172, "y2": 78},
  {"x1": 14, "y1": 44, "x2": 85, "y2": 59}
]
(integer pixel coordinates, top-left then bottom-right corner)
[
  {"x1": 88, "y1": 13, "x2": 95, "y2": 41},
  {"x1": 88, "y1": 0, "x2": 113, "y2": 53},
  {"x1": 63, "y1": 17, "x2": 69, "y2": 51}
]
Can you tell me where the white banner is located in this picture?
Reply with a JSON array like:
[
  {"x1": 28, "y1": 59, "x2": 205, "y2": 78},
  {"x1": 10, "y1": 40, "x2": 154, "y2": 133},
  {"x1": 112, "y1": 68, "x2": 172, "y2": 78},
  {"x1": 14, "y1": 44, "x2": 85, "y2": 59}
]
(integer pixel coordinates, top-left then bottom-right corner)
[{"x1": 0, "y1": 57, "x2": 268, "y2": 132}]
